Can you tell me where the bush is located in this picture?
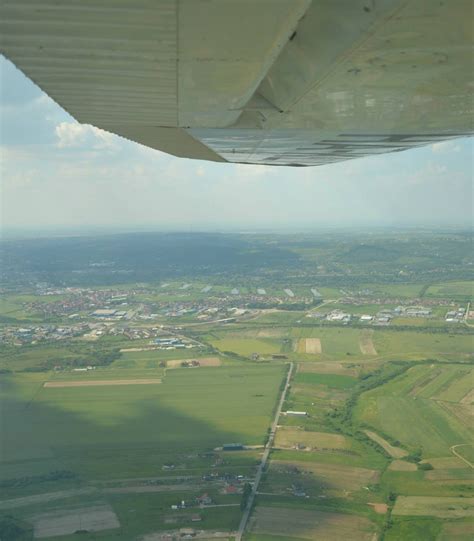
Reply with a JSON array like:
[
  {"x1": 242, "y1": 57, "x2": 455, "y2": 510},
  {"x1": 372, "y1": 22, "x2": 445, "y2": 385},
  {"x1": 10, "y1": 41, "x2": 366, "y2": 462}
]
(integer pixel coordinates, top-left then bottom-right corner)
[{"x1": 0, "y1": 515, "x2": 32, "y2": 540}]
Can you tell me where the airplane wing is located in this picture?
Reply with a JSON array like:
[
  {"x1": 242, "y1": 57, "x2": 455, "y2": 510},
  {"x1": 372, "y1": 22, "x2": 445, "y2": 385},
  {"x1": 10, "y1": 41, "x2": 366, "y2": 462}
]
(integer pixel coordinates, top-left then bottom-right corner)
[{"x1": 1, "y1": 0, "x2": 472, "y2": 166}]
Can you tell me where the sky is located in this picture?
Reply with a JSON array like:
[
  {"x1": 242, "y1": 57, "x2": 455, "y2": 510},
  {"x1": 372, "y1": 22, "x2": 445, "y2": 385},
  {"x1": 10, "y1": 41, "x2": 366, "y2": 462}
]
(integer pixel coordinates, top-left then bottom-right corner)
[{"x1": 0, "y1": 55, "x2": 472, "y2": 234}]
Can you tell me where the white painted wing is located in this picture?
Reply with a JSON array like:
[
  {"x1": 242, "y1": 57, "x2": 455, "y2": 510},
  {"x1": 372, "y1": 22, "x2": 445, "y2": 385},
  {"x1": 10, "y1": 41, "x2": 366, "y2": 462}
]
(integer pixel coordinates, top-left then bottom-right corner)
[{"x1": 1, "y1": 0, "x2": 472, "y2": 166}]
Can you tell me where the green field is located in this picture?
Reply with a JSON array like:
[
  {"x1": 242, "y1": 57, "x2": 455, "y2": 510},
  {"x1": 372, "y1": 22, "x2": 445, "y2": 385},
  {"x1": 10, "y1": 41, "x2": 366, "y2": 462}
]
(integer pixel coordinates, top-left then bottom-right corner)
[
  {"x1": 424, "y1": 281, "x2": 474, "y2": 301},
  {"x1": 1, "y1": 364, "x2": 284, "y2": 477},
  {"x1": 293, "y1": 372, "x2": 357, "y2": 389},
  {"x1": 209, "y1": 336, "x2": 282, "y2": 356},
  {"x1": 354, "y1": 364, "x2": 473, "y2": 458},
  {"x1": 373, "y1": 330, "x2": 474, "y2": 361}
]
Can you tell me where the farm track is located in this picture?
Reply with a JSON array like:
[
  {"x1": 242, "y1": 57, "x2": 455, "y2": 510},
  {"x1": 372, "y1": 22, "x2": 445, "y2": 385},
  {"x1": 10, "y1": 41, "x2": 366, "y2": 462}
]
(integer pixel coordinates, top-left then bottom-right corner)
[
  {"x1": 0, "y1": 487, "x2": 97, "y2": 510},
  {"x1": 451, "y1": 444, "x2": 474, "y2": 469}
]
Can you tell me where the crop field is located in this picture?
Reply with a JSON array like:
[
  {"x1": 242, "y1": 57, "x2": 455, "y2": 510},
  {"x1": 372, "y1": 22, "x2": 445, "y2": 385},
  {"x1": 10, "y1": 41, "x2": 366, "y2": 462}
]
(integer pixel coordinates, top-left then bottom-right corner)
[
  {"x1": 257, "y1": 343, "x2": 472, "y2": 539},
  {"x1": 248, "y1": 506, "x2": 377, "y2": 541},
  {"x1": 354, "y1": 364, "x2": 473, "y2": 457},
  {"x1": 207, "y1": 326, "x2": 400, "y2": 364},
  {"x1": 438, "y1": 521, "x2": 474, "y2": 541},
  {"x1": 32, "y1": 504, "x2": 120, "y2": 538},
  {"x1": 165, "y1": 356, "x2": 221, "y2": 367},
  {"x1": 393, "y1": 496, "x2": 474, "y2": 518},
  {"x1": 274, "y1": 428, "x2": 349, "y2": 450},
  {"x1": 290, "y1": 327, "x2": 362, "y2": 359},
  {"x1": 269, "y1": 460, "x2": 380, "y2": 493},
  {"x1": 388, "y1": 460, "x2": 417, "y2": 471},
  {"x1": 426, "y1": 457, "x2": 468, "y2": 469},
  {"x1": 295, "y1": 338, "x2": 322, "y2": 354}
]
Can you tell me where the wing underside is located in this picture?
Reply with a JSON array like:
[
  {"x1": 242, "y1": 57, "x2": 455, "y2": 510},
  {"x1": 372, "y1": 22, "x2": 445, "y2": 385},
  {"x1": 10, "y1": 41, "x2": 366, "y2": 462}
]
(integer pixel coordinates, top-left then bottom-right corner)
[{"x1": 1, "y1": 0, "x2": 472, "y2": 166}]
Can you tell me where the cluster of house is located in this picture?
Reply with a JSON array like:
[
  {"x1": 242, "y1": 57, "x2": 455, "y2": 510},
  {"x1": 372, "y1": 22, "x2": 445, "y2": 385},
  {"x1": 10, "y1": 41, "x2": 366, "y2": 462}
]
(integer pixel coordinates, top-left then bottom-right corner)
[
  {"x1": 445, "y1": 307, "x2": 466, "y2": 323},
  {"x1": 25, "y1": 285, "x2": 136, "y2": 319},
  {"x1": 153, "y1": 337, "x2": 193, "y2": 350},
  {"x1": 170, "y1": 496, "x2": 209, "y2": 511},
  {"x1": 170, "y1": 482, "x2": 242, "y2": 513},
  {"x1": 326, "y1": 310, "x2": 351, "y2": 323},
  {"x1": 307, "y1": 304, "x2": 439, "y2": 327},
  {"x1": 161, "y1": 527, "x2": 203, "y2": 540},
  {"x1": 91, "y1": 308, "x2": 129, "y2": 320},
  {"x1": 0, "y1": 324, "x2": 89, "y2": 345},
  {"x1": 109, "y1": 326, "x2": 158, "y2": 340}
]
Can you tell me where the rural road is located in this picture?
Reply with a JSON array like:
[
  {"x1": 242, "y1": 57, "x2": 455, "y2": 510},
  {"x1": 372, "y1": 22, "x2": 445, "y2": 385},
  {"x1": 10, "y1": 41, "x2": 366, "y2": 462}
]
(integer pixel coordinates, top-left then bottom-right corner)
[
  {"x1": 463, "y1": 302, "x2": 473, "y2": 328},
  {"x1": 235, "y1": 361, "x2": 294, "y2": 541}
]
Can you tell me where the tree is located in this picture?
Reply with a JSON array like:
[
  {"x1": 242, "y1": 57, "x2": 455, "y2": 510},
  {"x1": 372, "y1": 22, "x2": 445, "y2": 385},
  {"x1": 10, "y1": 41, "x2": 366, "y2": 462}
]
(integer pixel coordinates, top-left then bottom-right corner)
[{"x1": 240, "y1": 482, "x2": 252, "y2": 511}]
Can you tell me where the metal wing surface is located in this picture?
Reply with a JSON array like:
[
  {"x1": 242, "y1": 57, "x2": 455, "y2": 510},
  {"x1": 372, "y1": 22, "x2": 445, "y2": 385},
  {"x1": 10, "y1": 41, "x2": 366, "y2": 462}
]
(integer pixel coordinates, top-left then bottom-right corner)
[{"x1": 1, "y1": 0, "x2": 472, "y2": 166}]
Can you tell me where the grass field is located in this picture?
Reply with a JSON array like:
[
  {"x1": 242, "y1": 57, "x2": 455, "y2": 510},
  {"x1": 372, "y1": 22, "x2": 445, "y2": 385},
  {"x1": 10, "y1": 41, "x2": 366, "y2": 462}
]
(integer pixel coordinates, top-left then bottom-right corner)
[
  {"x1": 209, "y1": 336, "x2": 282, "y2": 356},
  {"x1": 293, "y1": 372, "x2": 357, "y2": 389},
  {"x1": 384, "y1": 518, "x2": 443, "y2": 541},
  {"x1": 269, "y1": 460, "x2": 380, "y2": 493},
  {"x1": 424, "y1": 281, "x2": 474, "y2": 301},
  {"x1": 297, "y1": 362, "x2": 360, "y2": 376},
  {"x1": 1, "y1": 364, "x2": 284, "y2": 479},
  {"x1": 354, "y1": 364, "x2": 474, "y2": 458},
  {"x1": 373, "y1": 331, "x2": 474, "y2": 361}
]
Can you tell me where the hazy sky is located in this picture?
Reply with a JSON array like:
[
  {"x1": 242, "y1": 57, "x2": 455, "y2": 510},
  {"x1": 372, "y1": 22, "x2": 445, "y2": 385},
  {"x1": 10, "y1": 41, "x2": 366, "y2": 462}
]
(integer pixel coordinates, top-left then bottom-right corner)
[{"x1": 1, "y1": 55, "x2": 472, "y2": 233}]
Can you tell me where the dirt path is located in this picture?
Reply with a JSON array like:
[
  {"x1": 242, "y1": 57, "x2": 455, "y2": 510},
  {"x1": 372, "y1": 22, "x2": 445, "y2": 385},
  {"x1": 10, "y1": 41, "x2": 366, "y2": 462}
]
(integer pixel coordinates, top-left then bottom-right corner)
[
  {"x1": 0, "y1": 487, "x2": 97, "y2": 510},
  {"x1": 359, "y1": 330, "x2": 377, "y2": 355},
  {"x1": 104, "y1": 484, "x2": 200, "y2": 494},
  {"x1": 44, "y1": 379, "x2": 162, "y2": 388},
  {"x1": 460, "y1": 388, "x2": 474, "y2": 405},
  {"x1": 451, "y1": 444, "x2": 474, "y2": 469}
]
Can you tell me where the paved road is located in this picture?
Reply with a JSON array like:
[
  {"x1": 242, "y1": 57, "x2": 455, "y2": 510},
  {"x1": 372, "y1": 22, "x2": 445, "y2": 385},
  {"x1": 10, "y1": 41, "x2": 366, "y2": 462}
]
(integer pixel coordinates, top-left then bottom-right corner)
[{"x1": 235, "y1": 362, "x2": 294, "y2": 541}]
